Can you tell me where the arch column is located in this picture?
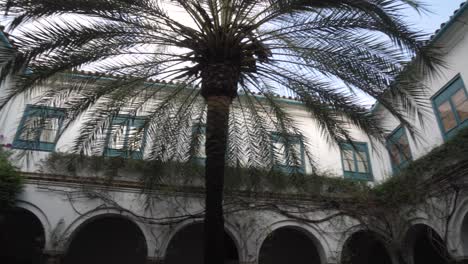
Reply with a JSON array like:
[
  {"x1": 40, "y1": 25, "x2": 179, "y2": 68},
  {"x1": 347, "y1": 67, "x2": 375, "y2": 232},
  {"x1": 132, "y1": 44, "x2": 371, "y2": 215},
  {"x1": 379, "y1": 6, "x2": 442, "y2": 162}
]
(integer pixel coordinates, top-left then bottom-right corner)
[
  {"x1": 242, "y1": 233, "x2": 262, "y2": 264},
  {"x1": 146, "y1": 257, "x2": 163, "y2": 264},
  {"x1": 43, "y1": 250, "x2": 65, "y2": 264}
]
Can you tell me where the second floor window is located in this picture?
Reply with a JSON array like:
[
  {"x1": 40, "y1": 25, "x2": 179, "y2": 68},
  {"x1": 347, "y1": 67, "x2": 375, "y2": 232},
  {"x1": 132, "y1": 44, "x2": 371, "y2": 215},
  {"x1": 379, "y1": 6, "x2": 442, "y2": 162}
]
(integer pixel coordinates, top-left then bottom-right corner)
[
  {"x1": 271, "y1": 132, "x2": 304, "y2": 173},
  {"x1": 340, "y1": 142, "x2": 372, "y2": 181},
  {"x1": 433, "y1": 76, "x2": 468, "y2": 139},
  {"x1": 13, "y1": 105, "x2": 65, "y2": 152},
  {"x1": 104, "y1": 115, "x2": 146, "y2": 159},
  {"x1": 386, "y1": 127, "x2": 412, "y2": 173}
]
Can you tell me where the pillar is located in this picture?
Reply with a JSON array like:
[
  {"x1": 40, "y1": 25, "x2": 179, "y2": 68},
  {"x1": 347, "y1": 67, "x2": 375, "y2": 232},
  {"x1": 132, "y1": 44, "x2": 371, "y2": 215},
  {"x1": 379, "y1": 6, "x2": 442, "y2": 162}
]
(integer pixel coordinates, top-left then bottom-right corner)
[
  {"x1": 43, "y1": 251, "x2": 64, "y2": 264},
  {"x1": 147, "y1": 257, "x2": 164, "y2": 264}
]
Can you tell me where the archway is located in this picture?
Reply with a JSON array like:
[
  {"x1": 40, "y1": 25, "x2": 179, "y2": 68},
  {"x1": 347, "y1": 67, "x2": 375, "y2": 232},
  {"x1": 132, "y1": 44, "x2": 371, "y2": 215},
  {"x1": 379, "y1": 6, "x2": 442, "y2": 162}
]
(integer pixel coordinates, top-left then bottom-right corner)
[
  {"x1": 259, "y1": 227, "x2": 322, "y2": 264},
  {"x1": 406, "y1": 224, "x2": 451, "y2": 264},
  {"x1": 0, "y1": 208, "x2": 45, "y2": 264},
  {"x1": 64, "y1": 216, "x2": 147, "y2": 264},
  {"x1": 164, "y1": 223, "x2": 239, "y2": 264},
  {"x1": 341, "y1": 231, "x2": 392, "y2": 264}
]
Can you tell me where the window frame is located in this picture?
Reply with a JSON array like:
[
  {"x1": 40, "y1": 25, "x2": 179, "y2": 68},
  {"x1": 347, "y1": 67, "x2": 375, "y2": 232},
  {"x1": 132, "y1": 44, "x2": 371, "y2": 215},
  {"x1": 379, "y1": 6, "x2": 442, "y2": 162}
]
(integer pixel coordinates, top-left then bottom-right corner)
[
  {"x1": 104, "y1": 115, "x2": 147, "y2": 159},
  {"x1": 13, "y1": 105, "x2": 66, "y2": 152},
  {"x1": 270, "y1": 131, "x2": 305, "y2": 174},
  {"x1": 339, "y1": 141, "x2": 373, "y2": 181},
  {"x1": 432, "y1": 75, "x2": 468, "y2": 140},
  {"x1": 386, "y1": 126, "x2": 412, "y2": 174}
]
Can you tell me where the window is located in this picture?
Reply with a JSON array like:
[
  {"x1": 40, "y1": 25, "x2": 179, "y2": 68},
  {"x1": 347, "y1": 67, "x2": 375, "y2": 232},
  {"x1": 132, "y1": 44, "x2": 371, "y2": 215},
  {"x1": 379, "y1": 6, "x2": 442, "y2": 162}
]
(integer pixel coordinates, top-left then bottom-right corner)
[
  {"x1": 13, "y1": 105, "x2": 65, "y2": 151},
  {"x1": 433, "y1": 76, "x2": 468, "y2": 139},
  {"x1": 340, "y1": 142, "x2": 372, "y2": 181},
  {"x1": 386, "y1": 127, "x2": 412, "y2": 173},
  {"x1": 191, "y1": 123, "x2": 206, "y2": 164},
  {"x1": 271, "y1": 132, "x2": 304, "y2": 173},
  {"x1": 104, "y1": 115, "x2": 147, "y2": 159}
]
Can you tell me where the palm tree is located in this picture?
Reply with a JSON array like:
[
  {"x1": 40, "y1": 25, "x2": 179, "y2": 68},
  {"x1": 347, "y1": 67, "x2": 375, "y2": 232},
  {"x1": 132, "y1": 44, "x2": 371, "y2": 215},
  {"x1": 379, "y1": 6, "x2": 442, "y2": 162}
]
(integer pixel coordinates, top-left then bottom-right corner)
[{"x1": 0, "y1": 0, "x2": 440, "y2": 263}]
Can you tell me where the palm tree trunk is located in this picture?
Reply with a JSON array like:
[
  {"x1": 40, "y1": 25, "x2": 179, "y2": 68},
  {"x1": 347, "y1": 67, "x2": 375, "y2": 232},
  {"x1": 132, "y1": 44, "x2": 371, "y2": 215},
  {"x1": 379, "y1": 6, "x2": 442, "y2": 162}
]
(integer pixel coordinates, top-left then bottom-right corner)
[{"x1": 204, "y1": 95, "x2": 231, "y2": 264}]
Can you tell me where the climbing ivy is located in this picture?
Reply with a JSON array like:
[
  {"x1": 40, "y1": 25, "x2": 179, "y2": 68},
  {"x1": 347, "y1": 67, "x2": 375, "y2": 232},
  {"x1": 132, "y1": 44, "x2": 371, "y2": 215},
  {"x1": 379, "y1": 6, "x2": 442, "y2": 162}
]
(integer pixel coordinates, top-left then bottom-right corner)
[
  {"x1": 0, "y1": 147, "x2": 23, "y2": 209},
  {"x1": 373, "y1": 127, "x2": 468, "y2": 208},
  {"x1": 43, "y1": 151, "x2": 365, "y2": 197},
  {"x1": 42, "y1": 127, "x2": 468, "y2": 209}
]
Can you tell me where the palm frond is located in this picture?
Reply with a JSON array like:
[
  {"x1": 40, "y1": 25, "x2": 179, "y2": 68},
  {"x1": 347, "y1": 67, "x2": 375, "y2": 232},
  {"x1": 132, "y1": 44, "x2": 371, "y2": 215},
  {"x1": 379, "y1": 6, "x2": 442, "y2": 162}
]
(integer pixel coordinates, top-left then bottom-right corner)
[{"x1": 0, "y1": 0, "x2": 444, "y2": 178}]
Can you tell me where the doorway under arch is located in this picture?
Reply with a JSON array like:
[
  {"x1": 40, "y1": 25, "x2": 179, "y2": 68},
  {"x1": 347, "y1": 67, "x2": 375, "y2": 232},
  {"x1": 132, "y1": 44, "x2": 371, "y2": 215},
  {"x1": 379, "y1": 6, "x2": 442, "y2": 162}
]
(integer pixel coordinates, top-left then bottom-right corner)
[
  {"x1": 259, "y1": 227, "x2": 322, "y2": 264},
  {"x1": 341, "y1": 231, "x2": 392, "y2": 264},
  {"x1": 0, "y1": 208, "x2": 45, "y2": 264},
  {"x1": 406, "y1": 224, "x2": 451, "y2": 264},
  {"x1": 164, "y1": 223, "x2": 239, "y2": 264},
  {"x1": 64, "y1": 216, "x2": 147, "y2": 264}
]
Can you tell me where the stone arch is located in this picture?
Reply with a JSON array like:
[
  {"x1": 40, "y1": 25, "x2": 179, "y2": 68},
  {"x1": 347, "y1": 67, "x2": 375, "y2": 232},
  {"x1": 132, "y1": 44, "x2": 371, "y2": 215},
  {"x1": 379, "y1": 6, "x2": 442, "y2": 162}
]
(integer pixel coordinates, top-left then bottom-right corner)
[
  {"x1": 60, "y1": 207, "x2": 152, "y2": 254},
  {"x1": 162, "y1": 220, "x2": 243, "y2": 264},
  {"x1": 403, "y1": 217, "x2": 444, "y2": 240},
  {"x1": 340, "y1": 229, "x2": 394, "y2": 264},
  {"x1": 15, "y1": 200, "x2": 52, "y2": 249},
  {"x1": 403, "y1": 223, "x2": 452, "y2": 264},
  {"x1": 0, "y1": 206, "x2": 46, "y2": 263},
  {"x1": 336, "y1": 225, "x2": 366, "y2": 259},
  {"x1": 257, "y1": 220, "x2": 330, "y2": 264},
  {"x1": 61, "y1": 208, "x2": 150, "y2": 264},
  {"x1": 336, "y1": 225, "x2": 393, "y2": 264}
]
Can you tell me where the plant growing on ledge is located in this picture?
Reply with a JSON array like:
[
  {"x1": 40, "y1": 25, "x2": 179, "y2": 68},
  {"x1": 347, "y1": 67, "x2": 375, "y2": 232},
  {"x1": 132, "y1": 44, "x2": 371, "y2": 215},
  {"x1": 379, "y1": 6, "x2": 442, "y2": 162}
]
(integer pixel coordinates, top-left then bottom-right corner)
[{"x1": 0, "y1": 0, "x2": 441, "y2": 263}]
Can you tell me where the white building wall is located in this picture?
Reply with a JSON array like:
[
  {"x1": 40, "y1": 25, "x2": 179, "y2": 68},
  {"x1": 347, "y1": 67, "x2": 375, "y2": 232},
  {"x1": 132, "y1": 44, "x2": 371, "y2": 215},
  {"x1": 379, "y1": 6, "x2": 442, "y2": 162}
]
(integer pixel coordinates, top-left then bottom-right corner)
[
  {"x1": 370, "y1": 9, "x2": 468, "y2": 181},
  {"x1": 0, "y1": 89, "x2": 378, "y2": 180}
]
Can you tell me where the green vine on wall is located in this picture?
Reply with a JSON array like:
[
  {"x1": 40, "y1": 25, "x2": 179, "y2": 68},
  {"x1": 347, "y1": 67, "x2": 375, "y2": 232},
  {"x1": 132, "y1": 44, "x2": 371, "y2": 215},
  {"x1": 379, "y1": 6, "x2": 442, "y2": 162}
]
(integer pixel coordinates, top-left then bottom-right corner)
[
  {"x1": 373, "y1": 127, "x2": 468, "y2": 208},
  {"x1": 43, "y1": 151, "x2": 364, "y2": 198},
  {"x1": 0, "y1": 146, "x2": 23, "y2": 210},
  {"x1": 42, "y1": 127, "x2": 468, "y2": 210}
]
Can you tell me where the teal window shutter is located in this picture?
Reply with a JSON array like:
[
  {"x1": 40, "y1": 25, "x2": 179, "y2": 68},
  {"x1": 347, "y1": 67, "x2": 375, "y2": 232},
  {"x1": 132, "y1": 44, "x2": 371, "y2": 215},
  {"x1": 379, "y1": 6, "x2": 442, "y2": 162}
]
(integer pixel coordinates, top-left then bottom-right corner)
[
  {"x1": 432, "y1": 76, "x2": 468, "y2": 140},
  {"x1": 104, "y1": 115, "x2": 147, "y2": 159},
  {"x1": 339, "y1": 142, "x2": 373, "y2": 181},
  {"x1": 13, "y1": 105, "x2": 66, "y2": 152},
  {"x1": 386, "y1": 126, "x2": 412, "y2": 174},
  {"x1": 271, "y1": 132, "x2": 305, "y2": 174}
]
